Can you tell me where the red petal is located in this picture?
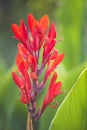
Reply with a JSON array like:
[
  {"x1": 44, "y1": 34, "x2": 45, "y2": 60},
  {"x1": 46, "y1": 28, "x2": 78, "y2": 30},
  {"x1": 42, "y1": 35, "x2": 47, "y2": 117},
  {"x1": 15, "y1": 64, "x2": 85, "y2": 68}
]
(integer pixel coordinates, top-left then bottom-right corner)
[
  {"x1": 40, "y1": 15, "x2": 49, "y2": 32},
  {"x1": 28, "y1": 54, "x2": 37, "y2": 72},
  {"x1": 33, "y1": 29, "x2": 39, "y2": 51},
  {"x1": 24, "y1": 69, "x2": 31, "y2": 91},
  {"x1": 18, "y1": 43, "x2": 29, "y2": 58},
  {"x1": 50, "y1": 53, "x2": 64, "y2": 72},
  {"x1": 12, "y1": 24, "x2": 21, "y2": 40},
  {"x1": 16, "y1": 54, "x2": 28, "y2": 75},
  {"x1": 47, "y1": 39, "x2": 56, "y2": 52},
  {"x1": 42, "y1": 73, "x2": 57, "y2": 111},
  {"x1": 50, "y1": 49, "x2": 58, "y2": 60},
  {"x1": 12, "y1": 72, "x2": 24, "y2": 89},
  {"x1": 48, "y1": 23, "x2": 56, "y2": 39},
  {"x1": 49, "y1": 72, "x2": 57, "y2": 91},
  {"x1": 44, "y1": 53, "x2": 64, "y2": 81},
  {"x1": 41, "y1": 73, "x2": 62, "y2": 112},
  {"x1": 28, "y1": 13, "x2": 36, "y2": 34},
  {"x1": 52, "y1": 82, "x2": 62, "y2": 97},
  {"x1": 43, "y1": 38, "x2": 56, "y2": 62},
  {"x1": 41, "y1": 95, "x2": 48, "y2": 113},
  {"x1": 43, "y1": 37, "x2": 50, "y2": 48},
  {"x1": 20, "y1": 92, "x2": 30, "y2": 104},
  {"x1": 20, "y1": 20, "x2": 28, "y2": 40},
  {"x1": 44, "y1": 61, "x2": 50, "y2": 82},
  {"x1": 16, "y1": 54, "x2": 24, "y2": 71}
]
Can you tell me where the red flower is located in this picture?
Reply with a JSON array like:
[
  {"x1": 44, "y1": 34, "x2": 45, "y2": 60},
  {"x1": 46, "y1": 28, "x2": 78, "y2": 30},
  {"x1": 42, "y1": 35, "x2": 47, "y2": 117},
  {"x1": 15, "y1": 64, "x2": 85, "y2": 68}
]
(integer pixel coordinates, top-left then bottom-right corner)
[
  {"x1": 44, "y1": 53, "x2": 64, "y2": 83},
  {"x1": 41, "y1": 72, "x2": 63, "y2": 113},
  {"x1": 12, "y1": 14, "x2": 49, "y2": 53},
  {"x1": 28, "y1": 13, "x2": 49, "y2": 35},
  {"x1": 42, "y1": 23, "x2": 56, "y2": 63},
  {"x1": 12, "y1": 13, "x2": 64, "y2": 121},
  {"x1": 12, "y1": 54, "x2": 31, "y2": 104}
]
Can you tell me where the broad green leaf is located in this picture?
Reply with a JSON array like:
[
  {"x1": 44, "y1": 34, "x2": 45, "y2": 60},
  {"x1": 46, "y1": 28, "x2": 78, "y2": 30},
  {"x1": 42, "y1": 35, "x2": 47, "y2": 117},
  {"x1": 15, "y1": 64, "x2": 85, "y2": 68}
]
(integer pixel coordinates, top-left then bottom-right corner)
[{"x1": 49, "y1": 68, "x2": 87, "y2": 130}]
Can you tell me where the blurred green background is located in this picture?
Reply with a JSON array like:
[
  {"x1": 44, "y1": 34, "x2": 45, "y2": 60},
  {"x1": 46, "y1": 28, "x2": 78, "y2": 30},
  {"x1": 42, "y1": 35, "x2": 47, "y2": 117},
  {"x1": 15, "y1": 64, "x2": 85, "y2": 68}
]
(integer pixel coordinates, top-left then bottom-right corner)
[{"x1": 0, "y1": 0, "x2": 87, "y2": 130}]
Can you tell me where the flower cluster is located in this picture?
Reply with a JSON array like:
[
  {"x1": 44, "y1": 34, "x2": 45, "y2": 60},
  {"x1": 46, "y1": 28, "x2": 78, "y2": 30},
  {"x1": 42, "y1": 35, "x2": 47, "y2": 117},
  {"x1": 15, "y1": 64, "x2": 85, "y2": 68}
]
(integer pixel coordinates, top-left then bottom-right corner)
[{"x1": 12, "y1": 13, "x2": 64, "y2": 121}]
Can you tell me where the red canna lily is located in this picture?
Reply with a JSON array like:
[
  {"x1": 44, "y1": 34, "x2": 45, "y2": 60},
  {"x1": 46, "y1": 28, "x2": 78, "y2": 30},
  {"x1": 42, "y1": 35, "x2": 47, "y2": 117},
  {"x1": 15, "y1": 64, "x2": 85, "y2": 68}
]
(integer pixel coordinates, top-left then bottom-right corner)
[
  {"x1": 44, "y1": 53, "x2": 64, "y2": 83},
  {"x1": 42, "y1": 23, "x2": 56, "y2": 63},
  {"x1": 12, "y1": 13, "x2": 64, "y2": 121},
  {"x1": 12, "y1": 20, "x2": 28, "y2": 48},
  {"x1": 12, "y1": 14, "x2": 49, "y2": 54},
  {"x1": 41, "y1": 72, "x2": 63, "y2": 113},
  {"x1": 12, "y1": 54, "x2": 32, "y2": 104},
  {"x1": 28, "y1": 13, "x2": 49, "y2": 35}
]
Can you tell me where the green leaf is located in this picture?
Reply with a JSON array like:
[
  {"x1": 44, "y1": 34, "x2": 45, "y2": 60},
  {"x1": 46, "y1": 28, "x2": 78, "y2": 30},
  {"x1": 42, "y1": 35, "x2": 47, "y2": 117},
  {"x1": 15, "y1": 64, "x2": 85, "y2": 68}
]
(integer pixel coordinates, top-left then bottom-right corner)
[{"x1": 49, "y1": 68, "x2": 87, "y2": 130}]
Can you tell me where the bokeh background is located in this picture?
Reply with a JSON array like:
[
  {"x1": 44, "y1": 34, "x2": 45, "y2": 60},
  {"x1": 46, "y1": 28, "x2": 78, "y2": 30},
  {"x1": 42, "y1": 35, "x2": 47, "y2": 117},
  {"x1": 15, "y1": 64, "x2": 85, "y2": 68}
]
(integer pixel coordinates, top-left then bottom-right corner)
[{"x1": 0, "y1": 0, "x2": 87, "y2": 130}]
